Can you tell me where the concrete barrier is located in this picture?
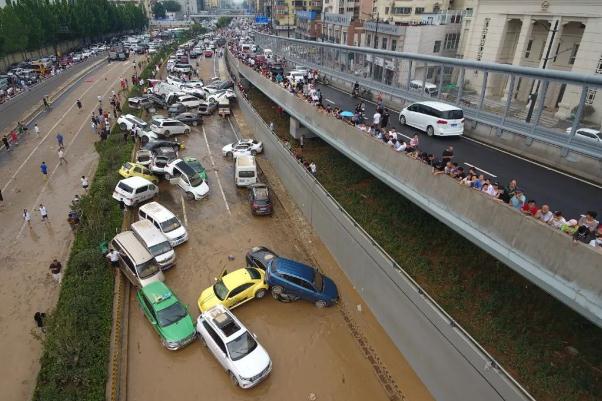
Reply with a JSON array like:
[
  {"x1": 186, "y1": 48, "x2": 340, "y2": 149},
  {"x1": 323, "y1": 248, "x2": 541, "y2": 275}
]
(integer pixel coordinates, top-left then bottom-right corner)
[
  {"x1": 233, "y1": 76, "x2": 536, "y2": 401},
  {"x1": 229, "y1": 53, "x2": 602, "y2": 329}
]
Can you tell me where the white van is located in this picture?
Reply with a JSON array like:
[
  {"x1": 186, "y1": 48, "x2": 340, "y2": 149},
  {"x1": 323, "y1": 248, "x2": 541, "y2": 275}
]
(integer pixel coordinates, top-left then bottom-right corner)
[
  {"x1": 110, "y1": 231, "x2": 165, "y2": 288},
  {"x1": 234, "y1": 155, "x2": 257, "y2": 187},
  {"x1": 263, "y1": 49, "x2": 273, "y2": 59},
  {"x1": 112, "y1": 176, "x2": 159, "y2": 206},
  {"x1": 409, "y1": 80, "x2": 438, "y2": 96},
  {"x1": 241, "y1": 43, "x2": 252, "y2": 52},
  {"x1": 399, "y1": 101, "x2": 464, "y2": 137},
  {"x1": 165, "y1": 159, "x2": 210, "y2": 200},
  {"x1": 138, "y1": 202, "x2": 188, "y2": 247},
  {"x1": 131, "y1": 219, "x2": 176, "y2": 270}
]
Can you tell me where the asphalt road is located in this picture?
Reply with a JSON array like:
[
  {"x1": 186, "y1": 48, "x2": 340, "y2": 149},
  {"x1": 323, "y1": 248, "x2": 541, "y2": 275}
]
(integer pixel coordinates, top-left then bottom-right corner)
[
  {"x1": 0, "y1": 55, "x2": 104, "y2": 133},
  {"x1": 312, "y1": 82, "x2": 602, "y2": 219}
]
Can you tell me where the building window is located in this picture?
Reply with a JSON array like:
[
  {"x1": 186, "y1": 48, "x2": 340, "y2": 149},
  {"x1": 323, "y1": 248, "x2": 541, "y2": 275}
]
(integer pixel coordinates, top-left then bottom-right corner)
[
  {"x1": 433, "y1": 40, "x2": 441, "y2": 53},
  {"x1": 391, "y1": 39, "x2": 397, "y2": 51},
  {"x1": 569, "y1": 43, "x2": 579, "y2": 65},
  {"x1": 444, "y1": 33, "x2": 459, "y2": 50},
  {"x1": 553, "y1": 42, "x2": 561, "y2": 62},
  {"x1": 585, "y1": 89, "x2": 597, "y2": 105},
  {"x1": 596, "y1": 56, "x2": 602, "y2": 73},
  {"x1": 477, "y1": 18, "x2": 490, "y2": 61},
  {"x1": 393, "y1": 7, "x2": 412, "y2": 15},
  {"x1": 415, "y1": 7, "x2": 424, "y2": 14},
  {"x1": 525, "y1": 39, "x2": 533, "y2": 59},
  {"x1": 382, "y1": 37, "x2": 387, "y2": 50},
  {"x1": 385, "y1": 7, "x2": 389, "y2": 14},
  {"x1": 466, "y1": 8, "x2": 473, "y2": 17},
  {"x1": 366, "y1": 34, "x2": 371, "y2": 46}
]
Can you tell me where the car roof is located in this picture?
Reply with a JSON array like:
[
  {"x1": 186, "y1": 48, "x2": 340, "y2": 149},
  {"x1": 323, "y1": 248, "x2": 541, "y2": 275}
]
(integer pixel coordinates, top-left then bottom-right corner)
[
  {"x1": 271, "y1": 257, "x2": 315, "y2": 281},
  {"x1": 141, "y1": 281, "x2": 177, "y2": 310},
  {"x1": 203, "y1": 305, "x2": 246, "y2": 340},
  {"x1": 121, "y1": 176, "x2": 153, "y2": 186},
  {"x1": 222, "y1": 268, "x2": 255, "y2": 288},
  {"x1": 577, "y1": 128, "x2": 601, "y2": 135},
  {"x1": 413, "y1": 101, "x2": 461, "y2": 111}
]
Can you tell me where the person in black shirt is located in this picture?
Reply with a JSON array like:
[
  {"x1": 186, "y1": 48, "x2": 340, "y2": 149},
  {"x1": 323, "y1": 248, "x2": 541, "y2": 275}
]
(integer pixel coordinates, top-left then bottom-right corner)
[{"x1": 442, "y1": 145, "x2": 454, "y2": 164}]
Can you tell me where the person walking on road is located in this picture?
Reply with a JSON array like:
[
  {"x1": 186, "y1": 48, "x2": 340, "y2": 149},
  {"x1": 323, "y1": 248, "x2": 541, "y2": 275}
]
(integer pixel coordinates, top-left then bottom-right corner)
[
  {"x1": 56, "y1": 132, "x2": 64, "y2": 147},
  {"x1": 34, "y1": 312, "x2": 46, "y2": 333},
  {"x1": 23, "y1": 209, "x2": 32, "y2": 226},
  {"x1": 2, "y1": 134, "x2": 10, "y2": 151},
  {"x1": 40, "y1": 161, "x2": 48, "y2": 179},
  {"x1": 81, "y1": 176, "x2": 89, "y2": 191},
  {"x1": 34, "y1": 123, "x2": 40, "y2": 137},
  {"x1": 76, "y1": 99, "x2": 82, "y2": 111},
  {"x1": 38, "y1": 204, "x2": 49, "y2": 222},
  {"x1": 49, "y1": 259, "x2": 62, "y2": 283},
  {"x1": 58, "y1": 147, "x2": 67, "y2": 164},
  {"x1": 43, "y1": 96, "x2": 50, "y2": 110}
]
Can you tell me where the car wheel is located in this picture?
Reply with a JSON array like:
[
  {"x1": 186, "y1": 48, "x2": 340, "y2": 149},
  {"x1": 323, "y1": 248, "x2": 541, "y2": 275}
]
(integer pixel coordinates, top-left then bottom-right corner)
[
  {"x1": 251, "y1": 150, "x2": 257, "y2": 156},
  {"x1": 226, "y1": 151, "x2": 233, "y2": 159},
  {"x1": 184, "y1": 129, "x2": 190, "y2": 135},
  {"x1": 229, "y1": 372, "x2": 239, "y2": 387},
  {"x1": 427, "y1": 126, "x2": 434, "y2": 137},
  {"x1": 255, "y1": 289, "x2": 267, "y2": 299},
  {"x1": 399, "y1": 115, "x2": 406, "y2": 125},
  {"x1": 164, "y1": 130, "x2": 170, "y2": 136},
  {"x1": 119, "y1": 123, "x2": 127, "y2": 131},
  {"x1": 186, "y1": 192, "x2": 195, "y2": 200},
  {"x1": 315, "y1": 300, "x2": 327, "y2": 308}
]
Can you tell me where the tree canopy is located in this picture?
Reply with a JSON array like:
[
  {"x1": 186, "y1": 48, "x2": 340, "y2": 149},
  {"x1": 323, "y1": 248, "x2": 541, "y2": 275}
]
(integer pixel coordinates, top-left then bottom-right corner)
[
  {"x1": 161, "y1": 0, "x2": 181, "y2": 12},
  {"x1": 216, "y1": 16, "x2": 232, "y2": 28},
  {"x1": 0, "y1": 0, "x2": 148, "y2": 57},
  {"x1": 152, "y1": 2, "x2": 166, "y2": 19}
]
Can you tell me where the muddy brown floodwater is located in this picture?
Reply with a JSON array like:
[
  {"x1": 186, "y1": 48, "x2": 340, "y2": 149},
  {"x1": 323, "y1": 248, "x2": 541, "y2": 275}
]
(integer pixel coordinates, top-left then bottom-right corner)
[{"x1": 125, "y1": 56, "x2": 433, "y2": 401}]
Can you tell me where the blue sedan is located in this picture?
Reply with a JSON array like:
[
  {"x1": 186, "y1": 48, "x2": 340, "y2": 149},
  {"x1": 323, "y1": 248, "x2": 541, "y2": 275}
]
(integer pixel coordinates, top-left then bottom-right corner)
[{"x1": 265, "y1": 257, "x2": 339, "y2": 308}]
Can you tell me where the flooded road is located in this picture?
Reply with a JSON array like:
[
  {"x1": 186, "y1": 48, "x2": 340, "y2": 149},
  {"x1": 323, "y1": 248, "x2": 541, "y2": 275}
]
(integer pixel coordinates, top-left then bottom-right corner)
[
  {"x1": 125, "y1": 56, "x2": 433, "y2": 401},
  {"x1": 0, "y1": 58, "x2": 138, "y2": 401}
]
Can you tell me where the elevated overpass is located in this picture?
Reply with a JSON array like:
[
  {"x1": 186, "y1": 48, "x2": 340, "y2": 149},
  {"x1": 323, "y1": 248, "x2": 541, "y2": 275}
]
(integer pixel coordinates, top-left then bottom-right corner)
[{"x1": 226, "y1": 48, "x2": 602, "y2": 328}]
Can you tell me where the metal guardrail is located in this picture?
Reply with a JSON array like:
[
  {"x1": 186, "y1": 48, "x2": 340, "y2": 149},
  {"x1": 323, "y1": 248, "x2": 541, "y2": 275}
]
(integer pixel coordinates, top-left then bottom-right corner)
[
  {"x1": 252, "y1": 32, "x2": 602, "y2": 159},
  {"x1": 226, "y1": 52, "x2": 536, "y2": 400}
]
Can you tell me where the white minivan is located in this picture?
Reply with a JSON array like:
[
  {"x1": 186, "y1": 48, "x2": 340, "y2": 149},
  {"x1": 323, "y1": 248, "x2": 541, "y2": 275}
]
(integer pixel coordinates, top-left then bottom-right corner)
[
  {"x1": 112, "y1": 176, "x2": 159, "y2": 206},
  {"x1": 235, "y1": 155, "x2": 257, "y2": 187},
  {"x1": 110, "y1": 231, "x2": 165, "y2": 288},
  {"x1": 131, "y1": 219, "x2": 176, "y2": 270},
  {"x1": 409, "y1": 80, "x2": 438, "y2": 96},
  {"x1": 165, "y1": 159, "x2": 209, "y2": 200},
  {"x1": 138, "y1": 202, "x2": 188, "y2": 247},
  {"x1": 399, "y1": 101, "x2": 464, "y2": 137}
]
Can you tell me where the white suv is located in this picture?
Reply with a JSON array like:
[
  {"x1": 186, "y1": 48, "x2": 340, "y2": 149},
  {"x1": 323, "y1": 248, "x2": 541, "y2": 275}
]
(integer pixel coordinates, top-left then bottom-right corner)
[
  {"x1": 399, "y1": 101, "x2": 464, "y2": 137},
  {"x1": 197, "y1": 305, "x2": 271, "y2": 389},
  {"x1": 150, "y1": 117, "x2": 191, "y2": 137},
  {"x1": 164, "y1": 159, "x2": 209, "y2": 200},
  {"x1": 117, "y1": 114, "x2": 148, "y2": 132}
]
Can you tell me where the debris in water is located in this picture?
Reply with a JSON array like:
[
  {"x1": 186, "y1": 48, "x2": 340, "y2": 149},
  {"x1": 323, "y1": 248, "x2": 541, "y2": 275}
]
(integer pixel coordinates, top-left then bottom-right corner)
[
  {"x1": 227, "y1": 255, "x2": 235, "y2": 261},
  {"x1": 308, "y1": 393, "x2": 317, "y2": 401},
  {"x1": 356, "y1": 304, "x2": 362, "y2": 312}
]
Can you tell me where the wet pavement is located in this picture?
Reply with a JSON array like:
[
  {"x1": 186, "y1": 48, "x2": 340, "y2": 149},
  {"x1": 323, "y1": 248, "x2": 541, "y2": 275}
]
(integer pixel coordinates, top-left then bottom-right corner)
[
  {"x1": 0, "y1": 57, "x2": 138, "y2": 401},
  {"x1": 125, "y1": 56, "x2": 433, "y2": 401}
]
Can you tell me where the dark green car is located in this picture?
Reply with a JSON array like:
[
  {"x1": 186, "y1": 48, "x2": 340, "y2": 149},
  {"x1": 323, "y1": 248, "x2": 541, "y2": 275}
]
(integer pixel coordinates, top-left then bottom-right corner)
[
  {"x1": 183, "y1": 156, "x2": 208, "y2": 181},
  {"x1": 136, "y1": 281, "x2": 196, "y2": 350}
]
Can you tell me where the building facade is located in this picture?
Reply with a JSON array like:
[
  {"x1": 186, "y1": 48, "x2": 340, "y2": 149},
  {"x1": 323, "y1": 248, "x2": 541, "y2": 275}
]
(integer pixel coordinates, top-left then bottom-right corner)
[
  {"x1": 296, "y1": 10, "x2": 322, "y2": 40},
  {"x1": 462, "y1": 0, "x2": 602, "y2": 125},
  {"x1": 372, "y1": 0, "x2": 452, "y2": 24}
]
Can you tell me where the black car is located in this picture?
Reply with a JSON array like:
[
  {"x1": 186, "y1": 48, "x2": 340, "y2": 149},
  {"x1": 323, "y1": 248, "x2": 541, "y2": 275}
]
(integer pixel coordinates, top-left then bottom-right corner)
[
  {"x1": 248, "y1": 183, "x2": 273, "y2": 216},
  {"x1": 205, "y1": 79, "x2": 234, "y2": 91},
  {"x1": 142, "y1": 140, "x2": 182, "y2": 152},
  {"x1": 245, "y1": 246, "x2": 278, "y2": 270},
  {"x1": 167, "y1": 102, "x2": 187, "y2": 117},
  {"x1": 174, "y1": 112, "x2": 203, "y2": 126},
  {"x1": 143, "y1": 93, "x2": 168, "y2": 108}
]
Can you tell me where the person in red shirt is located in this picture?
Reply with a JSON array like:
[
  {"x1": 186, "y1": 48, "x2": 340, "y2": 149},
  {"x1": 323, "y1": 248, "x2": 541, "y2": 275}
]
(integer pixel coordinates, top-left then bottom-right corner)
[{"x1": 521, "y1": 199, "x2": 539, "y2": 216}]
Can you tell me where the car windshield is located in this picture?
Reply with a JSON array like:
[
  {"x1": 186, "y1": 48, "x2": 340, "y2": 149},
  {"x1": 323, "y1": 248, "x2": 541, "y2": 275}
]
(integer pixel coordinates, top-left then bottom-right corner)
[
  {"x1": 313, "y1": 269, "x2": 324, "y2": 292},
  {"x1": 189, "y1": 174, "x2": 204, "y2": 188},
  {"x1": 137, "y1": 260, "x2": 159, "y2": 280},
  {"x1": 160, "y1": 217, "x2": 181, "y2": 232},
  {"x1": 227, "y1": 332, "x2": 258, "y2": 361},
  {"x1": 123, "y1": 162, "x2": 133, "y2": 170},
  {"x1": 213, "y1": 280, "x2": 229, "y2": 301},
  {"x1": 187, "y1": 159, "x2": 204, "y2": 173},
  {"x1": 254, "y1": 187, "x2": 269, "y2": 200},
  {"x1": 137, "y1": 154, "x2": 151, "y2": 162},
  {"x1": 148, "y1": 241, "x2": 172, "y2": 257},
  {"x1": 156, "y1": 302, "x2": 188, "y2": 327}
]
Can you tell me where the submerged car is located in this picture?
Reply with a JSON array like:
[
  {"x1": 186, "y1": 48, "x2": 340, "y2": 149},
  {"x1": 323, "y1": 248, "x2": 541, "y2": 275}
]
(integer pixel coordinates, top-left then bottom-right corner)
[
  {"x1": 174, "y1": 111, "x2": 203, "y2": 126},
  {"x1": 118, "y1": 162, "x2": 159, "y2": 184},
  {"x1": 245, "y1": 246, "x2": 278, "y2": 271},
  {"x1": 222, "y1": 139, "x2": 263, "y2": 158},
  {"x1": 183, "y1": 156, "x2": 208, "y2": 181},
  {"x1": 197, "y1": 267, "x2": 268, "y2": 312},
  {"x1": 265, "y1": 257, "x2": 339, "y2": 307},
  {"x1": 136, "y1": 281, "x2": 196, "y2": 350}
]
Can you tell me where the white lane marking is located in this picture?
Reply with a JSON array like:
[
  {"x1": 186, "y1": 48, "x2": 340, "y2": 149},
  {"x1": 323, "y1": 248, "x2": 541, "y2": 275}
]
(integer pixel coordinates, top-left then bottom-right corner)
[
  {"x1": 213, "y1": 55, "x2": 218, "y2": 78},
  {"x1": 325, "y1": 98, "x2": 335, "y2": 104},
  {"x1": 396, "y1": 131, "x2": 412, "y2": 140},
  {"x1": 2, "y1": 62, "x2": 121, "y2": 194},
  {"x1": 463, "y1": 162, "x2": 498, "y2": 178},
  {"x1": 202, "y1": 126, "x2": 231, "y2": 215},
  {"x1": 16, "y1": 63, "x2": 132, "y2": 238},
  {"x1": 227, "y1": 117, "x2": 241, "y2": 141},
  {"x1": 180, "y1": 194, "x2": 188, "y2": 226},
  {"x1": 323, "y1": 82, "x2": 602, "y2": 189}
]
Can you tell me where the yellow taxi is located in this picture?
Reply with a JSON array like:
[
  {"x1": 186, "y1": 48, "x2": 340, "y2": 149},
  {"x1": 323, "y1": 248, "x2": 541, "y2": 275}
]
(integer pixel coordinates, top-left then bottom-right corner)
[
  {"x1": 118, "y1": 162, "x2": 159, "y2": 184},
  {"x1": 197, "y1": 267, "x2": 269, "y2": 312}
]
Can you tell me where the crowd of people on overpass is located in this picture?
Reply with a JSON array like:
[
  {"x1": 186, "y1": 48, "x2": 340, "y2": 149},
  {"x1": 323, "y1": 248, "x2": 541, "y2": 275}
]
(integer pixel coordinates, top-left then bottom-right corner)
[{"x1": 229, "y1": 44, "x2": 602, "y2": 250}]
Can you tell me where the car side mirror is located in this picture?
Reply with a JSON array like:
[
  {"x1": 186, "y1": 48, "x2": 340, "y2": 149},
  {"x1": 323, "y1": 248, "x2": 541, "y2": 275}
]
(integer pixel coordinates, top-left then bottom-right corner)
[{"x1": 252, "y1": 332, "x2": 257, "y2": 339}]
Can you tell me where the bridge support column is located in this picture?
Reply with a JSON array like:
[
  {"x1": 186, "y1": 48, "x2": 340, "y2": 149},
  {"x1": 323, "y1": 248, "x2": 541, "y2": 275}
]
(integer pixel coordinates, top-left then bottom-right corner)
[{"x1": 289, "y1": 117, "x2": 316, "y2": 139}]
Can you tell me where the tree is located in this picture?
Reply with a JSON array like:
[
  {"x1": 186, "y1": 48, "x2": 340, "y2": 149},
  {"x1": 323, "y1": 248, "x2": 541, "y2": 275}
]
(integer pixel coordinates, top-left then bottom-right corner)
[
  {"x1": 161, "y1": 0, "x2": 181, "y2": 12},
  {"x1": 216, "y1": 16, "x2": 233, "y2": 28},
  {"x1": 153, "y1": 2, "x2": 166, "y2": 19}
]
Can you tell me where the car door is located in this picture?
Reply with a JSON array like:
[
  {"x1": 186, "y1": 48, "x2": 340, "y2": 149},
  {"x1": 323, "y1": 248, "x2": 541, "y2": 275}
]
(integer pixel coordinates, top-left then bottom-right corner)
[
  {"x1": 140, "y1": 294, "x2": 160, "y2": 335},
  {"x1": 226, "y1": 283, "x2": 254, "y2": 308},
  {"x1": 415, "y1": 105, "x2": 430, "y2": 131},
  {"x1": 202, "y1": 321, "x2": 229, "y2": 370},
  {"x1": 404, "y1": 104, "x2": 417, "y2": 127}
]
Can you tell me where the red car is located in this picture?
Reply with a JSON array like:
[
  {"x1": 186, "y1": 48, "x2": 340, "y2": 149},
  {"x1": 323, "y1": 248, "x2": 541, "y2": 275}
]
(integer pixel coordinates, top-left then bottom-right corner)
[
  {"x1": 204, "y1": 49, "x2": 214, "y2": 57},
  {"x1": 248, "y1": 183, "x2": 273, "y2": 216}
]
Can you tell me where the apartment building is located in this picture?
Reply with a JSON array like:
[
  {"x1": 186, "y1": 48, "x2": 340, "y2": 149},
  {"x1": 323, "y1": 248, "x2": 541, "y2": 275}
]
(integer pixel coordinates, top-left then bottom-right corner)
[
  {"x1": 372, "y1": 0, "x2": 452, "y2": 24},
  {"x1": 320, "y1": 0, "x2": 372, "y2": 45},
  {"x1": 463, "y1": 0, "x2": 602, "y2": 124}
]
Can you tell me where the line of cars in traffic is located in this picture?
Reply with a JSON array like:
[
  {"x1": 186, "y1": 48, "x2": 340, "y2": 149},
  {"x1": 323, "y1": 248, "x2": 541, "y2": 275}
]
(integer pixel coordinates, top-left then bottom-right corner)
[{"x1": 107, "y1": 43, "x2": 339, "y2": 388}]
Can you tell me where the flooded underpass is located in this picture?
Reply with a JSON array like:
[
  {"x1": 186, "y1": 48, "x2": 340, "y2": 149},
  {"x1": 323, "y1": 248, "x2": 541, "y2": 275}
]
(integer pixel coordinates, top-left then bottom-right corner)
[{"x1": 124, "y1": 56, "x2": 433, "y2": 401}]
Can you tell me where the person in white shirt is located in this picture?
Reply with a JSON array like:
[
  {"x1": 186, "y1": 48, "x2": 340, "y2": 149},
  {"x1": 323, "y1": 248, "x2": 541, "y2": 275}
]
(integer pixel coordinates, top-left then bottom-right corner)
[
  {"x1": 534, "y1": 204, "x2": 553, "y2": 223},
  {"x1": 373, "y1": 111, "x2": 381, "y2": 126},
  {"x1": 34, "y1": 123, "x2": 40, "y2": 136},
  {"x1": 309, "y1": 162, "x2": 317, "y2": 176},
  {"x1": 547, "y1": 211, "x2": 566, "y2": 229},
  {"x1": 395, "y1": 141, "x2": 406, "y2": 152},
  {"x1": 106, "y1": 249, "x2": 120, "y2": 267},
  {"x1": 38, "y1": 204, "x2": 49, "y2": 221}
]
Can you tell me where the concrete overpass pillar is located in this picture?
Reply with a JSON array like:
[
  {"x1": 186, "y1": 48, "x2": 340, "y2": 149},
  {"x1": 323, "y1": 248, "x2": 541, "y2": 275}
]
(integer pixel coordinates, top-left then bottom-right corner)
[{"x1": 289, "y1": 117, "x2": 316, "y2": 139}]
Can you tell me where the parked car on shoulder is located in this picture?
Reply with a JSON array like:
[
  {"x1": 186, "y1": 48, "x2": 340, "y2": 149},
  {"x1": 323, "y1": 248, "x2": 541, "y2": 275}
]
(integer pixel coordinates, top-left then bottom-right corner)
[
  {"x1": 196, "y1": 304, "x2": 272, "y2": 388},
  {"x1": 248, "y1": 184, "x2": 273, "y2": 215},
  {"x1": 136, "y1": 281, "x2": 196, "y2": 350},
  {"x1": 398, "y1": 101, "x2": 464, "y2": 137},
  {"x1": 222, "y1": 139, "x2": 263, "y2": 158},
  {"x1": 265, "y1": 257, "x2": 339, "y2": 307}
]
